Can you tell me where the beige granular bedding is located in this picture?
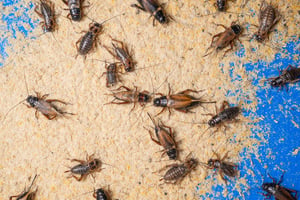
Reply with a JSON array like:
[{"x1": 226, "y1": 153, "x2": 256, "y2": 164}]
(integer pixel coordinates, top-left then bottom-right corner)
[{"x1": 0, "y1": 0, "x2": 298, "y2": 199}]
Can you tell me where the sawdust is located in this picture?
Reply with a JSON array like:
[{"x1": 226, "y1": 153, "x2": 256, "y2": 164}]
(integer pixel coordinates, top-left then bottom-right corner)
[{"x1": 0, "y1": 0, "x2": 298, "y2": 199}]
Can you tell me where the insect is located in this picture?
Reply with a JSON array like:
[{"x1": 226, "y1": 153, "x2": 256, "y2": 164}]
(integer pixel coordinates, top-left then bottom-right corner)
[
  {"x1": 214, "y1": 0, "x2": 229, "y2": 11},
  {"x1": 75, "y1": 14, "x2": 123, "y2": 59},
  {"x1": 207, "y1": 101, "x2": 240, "y2": 128},
  {"x1": 202, "y1": 151, "x2": 238, "y2": 184},
  {"x1": 35, "y1": 0, "x2": 56, "y2": 32},
  {"x1": 153, "y1": 85, "x2": 216, "y2": 116},
  {"x1": 93, "y1": 188, "x2": 110, "y2": 200},
  {"x1": 62, "y1": 0, "x2": 89, "y2": 22},
  {"x1": 103, "y1": 38, "x2": 135, "y2": 72},
  {"x1": 100, "y1": 62, "x2": 121, "y2": 87},
  {"x1": 75, "y1": 22, "x2": 102, "y2": 60},
  {"x1": 159, "y1": 154, "x2": 197, "y2": 184},
  {"x1": 147, "y1": 113, "x2": 177, "y2": 160},
  {"x1": 267, "y1": 65, "x2": 300, "y2": 89},
  {"x1": 65, "y1": 154, "x2": 102, "y2": 181},
  {"x1": 24, "y1": 92, "x2": 74, "y2": 120},
  {"x1": 105, "y1": 86, "x2": 151, "y2": 111},
  {"x1": 131, "y1": 0, "x2": 168, "y2": 25},
  {"x1": 253, "y1": 1, "x2": 280, "y2": 42},
  {"x1": 174, "y1": 101, "x2": 240, "y2": 135},
  {"x1": 262, "y1": 173, "x2": 298, "y2": 200},
  {"x1": 10, "y1": 175, "x2": 38, "y2": 200},
  {"x1": 198, "y1": 1, "x2": 248, "y2": 18},
  {"x1": 3, "y1": 72, "x2": 74, "y2": 121},
  {"x1": 203, "y1": 21, "x2": 243, "y2": 57},
  {"x1": 213, "y1": 0, "x2": 248, "y2": 11}
]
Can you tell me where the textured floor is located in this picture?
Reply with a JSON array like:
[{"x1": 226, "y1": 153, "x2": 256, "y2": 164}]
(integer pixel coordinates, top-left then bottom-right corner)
[{"x1": 0, "y1": 0, "x2": 299, "y2": 199}]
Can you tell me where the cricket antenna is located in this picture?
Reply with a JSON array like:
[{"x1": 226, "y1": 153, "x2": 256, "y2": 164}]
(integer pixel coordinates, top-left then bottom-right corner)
[
  {"x1": 174, "y1": 119, "x2": 207, "y2": 125},
  {"x1": 50, "y1": 32, "x2": 64, "y2": 52},
  {"x1": 87, "y1": 58, "x2": 112, "y2": 63},
  {"x1": 196, "y1": 126, "x2": 211, "y2": 144},
  {"x1": 201, "y1": 126, "x2": 211, "y2": 136},
  {"x1": 100, "y1": 13, "x2": 126, "y2": 25},
  {"x1": 74, "y1": 189, "x2": 94, "y2": 199},
  {"x1": 2, "y1": 99, "x2": 27, "y2": 123},
  {"x1": 86, "y1": 12, "x2": 126, "y2": 25},
  {"x1": 203, "y1": 48, "x2": 214, "y2": 57},
  {"x1": 147, "y1": 112, "x2": 156, "y2": 126},
  {"x1": 197, "y1": 11, "x2": 250, "y2": 18},
  {"x1": 23, "y1": 67, "x2": 29, "y2": 96},
  {"x1": 101, "y1": 161, "x2": 116, "y2": 168},
  {"x1": 2, "y1": 68, "x2": 29, "y2": 123},
  {"x1": 154, "y1": 67, "x2": 176, "y2": 93},
  {"x1": 82, "y1": 2, "x2": 96, "y2": 21},
  {"x1": 135, "y1": 62, "x2": 166, "y2": 71},
  {"x1": 28, "y1": 174, "x2": 38, "y2": 190}
]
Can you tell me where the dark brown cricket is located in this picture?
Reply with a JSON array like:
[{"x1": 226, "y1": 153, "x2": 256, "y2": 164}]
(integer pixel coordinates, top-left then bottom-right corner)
[
  {"x1": 267, "y1": 65, "x2": 300, "y2": 89},
  {"x1": 101, "y1": 62, "x2": 120, "y2": 88},
  {"x1": 207, "y1": 101, "x2": 240, "y2": 128},
  {"x1": 262, "y1": 173, "x2": 298, "y2": 200},
  {"x1": 160, "y1": 156, "x2": 197, "y2": 184},
  {"x1": 253, "y1": 1, "x2": 280, "y2": 42},
  {"x1": 131, "y1": 0, "x2": 168, "y2": 25},
  {"x1": 202, "y1": 151, "x2": 238, "y2": 184},
  {"x1": 65, "y1": 154, "x2": 102, "y2": 181},
  {"x1": 75, "y1": 22, "x2": 102, "y2": 60},
  {"x1": 62, "y1": 0, "x2": 89, "y2": 22},
  {"x1": 35, "y1": 0, "x2": 56, "y2": 32}
]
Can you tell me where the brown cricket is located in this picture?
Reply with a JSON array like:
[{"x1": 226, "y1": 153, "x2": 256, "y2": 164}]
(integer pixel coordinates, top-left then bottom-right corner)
[
  {"x1": 153, "y1": 85, "x2": 216, "y2": 116},
  {"x1": 201, "y1": 151, "x2": 238, "y2": 184},
  {"x1": 24, "y1": 92, "x2": 74, "y2": 120},
  {"x1": 103, "y1": 37, "x2": 135, "y2": 72},
  {"x1": 105, "y1": 86, "x2": 151, "y2": 111},
  {"x1": 147, "y1": 113, "x2": 178, "y2": 160},
  {"x1": 2, "y1": 70, "x2": 74, "y2": 122},
  {"x1": 10, "y1": 175, "x2": 38, "y2": 200},
  {"x1": 203, "y1": 21, "x2": 243, "y2": 57}
]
